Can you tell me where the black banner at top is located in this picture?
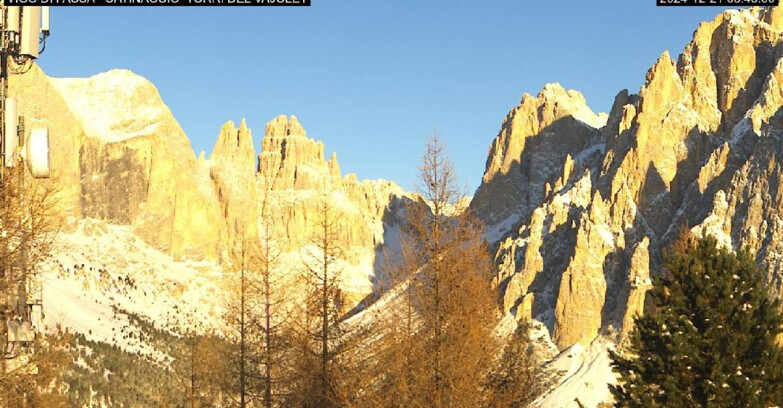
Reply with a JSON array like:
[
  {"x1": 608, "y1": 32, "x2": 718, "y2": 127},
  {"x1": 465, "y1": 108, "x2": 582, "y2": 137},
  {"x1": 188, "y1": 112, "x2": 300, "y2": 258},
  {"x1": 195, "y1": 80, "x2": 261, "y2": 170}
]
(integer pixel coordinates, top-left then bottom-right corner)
[
  {"x1": 657, "y1": 0, "x2": 778, "y2": 5},
  {"x1": 4, "y1": 0, "x2": 309, "y2": 6}
]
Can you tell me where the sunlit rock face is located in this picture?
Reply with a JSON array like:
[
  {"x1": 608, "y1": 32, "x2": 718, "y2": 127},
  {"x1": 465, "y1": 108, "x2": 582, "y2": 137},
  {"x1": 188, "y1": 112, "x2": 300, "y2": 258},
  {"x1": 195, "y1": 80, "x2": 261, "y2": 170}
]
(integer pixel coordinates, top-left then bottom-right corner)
[
  {"x1": 472, "y1": 7, "x2": 783, "y2": 350},
  {"x1": 13, "y1": 5, "x2": 783, "y2": 359},
  {"x1": 12, "y1": 67, "x2": 223, "y2": 261},
  {"x1": 12, "y1": 69, "x2": 413, "y2": 303},
  {"x1": 472, "y1": 83, "x2": 607, "y2": 231}
]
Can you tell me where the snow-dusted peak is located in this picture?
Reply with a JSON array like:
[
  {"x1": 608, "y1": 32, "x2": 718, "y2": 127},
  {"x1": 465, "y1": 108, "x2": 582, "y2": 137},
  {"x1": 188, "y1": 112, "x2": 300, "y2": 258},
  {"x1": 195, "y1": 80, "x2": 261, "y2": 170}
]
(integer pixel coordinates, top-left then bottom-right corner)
[
  {"x1": 50, "y1": 69, "x2": 170, "y2": 143},
  {"x1": 723, "y1": 7, "x2": 761, "y2": 28},
  {"x1": 81, "y1": 68, "x2": 149, "y2": 89},
  {"x1": 537, "y1": 82, "x2": 607, "y2": 129}
]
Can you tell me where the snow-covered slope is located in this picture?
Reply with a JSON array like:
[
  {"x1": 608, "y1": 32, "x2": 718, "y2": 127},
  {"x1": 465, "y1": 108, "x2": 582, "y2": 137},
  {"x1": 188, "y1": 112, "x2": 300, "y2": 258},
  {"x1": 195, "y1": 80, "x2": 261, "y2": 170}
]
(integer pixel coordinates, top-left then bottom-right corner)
[
  {"x1": 50, "y1": 70, "x2": 170, "y2": 143},
  {"x1": 40, "y1": 219, "x2": 225, "y2": 362},
  {"x1": 534, "y1": 338, "x2": 616, "y2": 408},
  {"x1": 37, "y1": 215, "x2": 393, "y2": 363}
]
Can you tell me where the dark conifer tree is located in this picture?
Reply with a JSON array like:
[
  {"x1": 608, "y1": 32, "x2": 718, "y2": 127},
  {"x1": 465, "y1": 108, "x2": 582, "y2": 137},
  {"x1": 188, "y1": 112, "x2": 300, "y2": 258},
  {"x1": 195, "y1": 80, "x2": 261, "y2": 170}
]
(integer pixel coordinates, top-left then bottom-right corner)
[{"x1": 611, "y1": 234, "x2": 783, "y2": 408}]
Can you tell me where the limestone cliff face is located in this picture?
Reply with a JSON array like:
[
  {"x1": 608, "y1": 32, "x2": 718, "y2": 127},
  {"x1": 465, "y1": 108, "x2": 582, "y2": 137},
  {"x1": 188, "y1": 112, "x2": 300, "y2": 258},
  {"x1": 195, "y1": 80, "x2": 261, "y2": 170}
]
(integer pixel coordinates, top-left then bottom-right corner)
[
  {"x1": 11, "y1": 68, "x2": 409, "y2": 294},
  {"x1": 475, "y1": 7, "x2": 783, "y2": 351},
  {"x1": 259, "y1": 115, "x2": 343, "y2": 191},
  {"x1": 205, "y1": 112, "x2": 395, "y2": 281},
  {"x1": 255, "y1": 115, "x2": 406, "y2": 252},
  {"x1": 51, "y1": 70, "x2": 223, "y2": 261},
  {"x1": 253, "y1": 116, "x2": 412, "y2": 303},
  {"x1": 209, "y1": 119, "x2": 259, "y2": 263},
  {"x1": 10, "y1": 67, "x2": 222, "y2": 260},
  {"x1": 472, "y1": 84, "x2": 607, "y2": 231}
]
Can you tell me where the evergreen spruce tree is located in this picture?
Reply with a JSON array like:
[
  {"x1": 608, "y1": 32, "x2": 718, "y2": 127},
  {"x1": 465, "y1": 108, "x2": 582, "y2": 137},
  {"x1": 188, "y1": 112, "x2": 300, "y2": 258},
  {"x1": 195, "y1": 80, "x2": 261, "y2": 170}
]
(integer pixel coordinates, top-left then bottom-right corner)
[{"x1": 610, "y1": 234, "x2": 783, "y2": 408}]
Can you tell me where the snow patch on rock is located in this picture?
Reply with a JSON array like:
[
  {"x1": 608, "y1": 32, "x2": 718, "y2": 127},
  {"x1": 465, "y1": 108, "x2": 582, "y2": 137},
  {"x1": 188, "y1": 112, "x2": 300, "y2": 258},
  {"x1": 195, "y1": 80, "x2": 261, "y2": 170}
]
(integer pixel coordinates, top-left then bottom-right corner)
[
  {"x1": 50, "y1": 69, "x2": 170, "y2": 143},
  {"x1": 534, "y1": 337, "x2": 616, "y2": 408}
]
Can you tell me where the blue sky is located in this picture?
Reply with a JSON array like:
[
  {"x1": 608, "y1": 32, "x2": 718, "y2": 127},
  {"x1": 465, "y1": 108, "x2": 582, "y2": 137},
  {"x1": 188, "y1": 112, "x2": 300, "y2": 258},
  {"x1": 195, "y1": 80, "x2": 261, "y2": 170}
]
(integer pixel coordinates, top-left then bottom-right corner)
[{"x1": 38, "y1": 1, "x2": 736, "y2": 193}]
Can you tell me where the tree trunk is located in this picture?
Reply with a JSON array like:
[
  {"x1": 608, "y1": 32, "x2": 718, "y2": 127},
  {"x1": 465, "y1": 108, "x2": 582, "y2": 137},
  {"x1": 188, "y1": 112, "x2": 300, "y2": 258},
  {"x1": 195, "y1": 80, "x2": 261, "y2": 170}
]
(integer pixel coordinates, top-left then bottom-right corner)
[
  {"x1": 264, "y1": 227, "x2": 272, "y2": 408},
  {"x1": 239, "y1": 257, "x2": 246, "y2": 408},
  {"x1": 321, "y1": 217, "x2": 329, "y2": 407}
]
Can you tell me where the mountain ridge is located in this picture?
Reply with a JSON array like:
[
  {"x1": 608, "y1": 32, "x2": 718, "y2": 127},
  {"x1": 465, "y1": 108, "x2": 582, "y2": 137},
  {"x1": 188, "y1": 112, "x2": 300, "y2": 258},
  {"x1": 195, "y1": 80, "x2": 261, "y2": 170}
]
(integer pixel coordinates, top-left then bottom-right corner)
[{"x1": 9, "y1": 6, "x2": 783, "y2": 408}]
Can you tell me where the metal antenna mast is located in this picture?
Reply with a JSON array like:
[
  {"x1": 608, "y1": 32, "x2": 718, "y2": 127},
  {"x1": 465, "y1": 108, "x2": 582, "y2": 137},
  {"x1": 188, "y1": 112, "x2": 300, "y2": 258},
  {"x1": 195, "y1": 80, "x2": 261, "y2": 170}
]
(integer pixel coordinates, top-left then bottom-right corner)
[{"x1": 0, "y1": 4, "x2": 51, "y2": 393}]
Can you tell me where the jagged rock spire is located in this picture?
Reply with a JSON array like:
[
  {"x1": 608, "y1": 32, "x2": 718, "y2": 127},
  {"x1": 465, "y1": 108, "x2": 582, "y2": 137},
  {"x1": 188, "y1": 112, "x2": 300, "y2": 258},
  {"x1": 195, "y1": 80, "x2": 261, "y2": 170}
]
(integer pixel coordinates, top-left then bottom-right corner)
[
  {"x1": 258, "y1": 115, "x2": 342, "y2": 190},
  {"x1": 210, "y1": 118, "x2": 257, "y2": 174}
]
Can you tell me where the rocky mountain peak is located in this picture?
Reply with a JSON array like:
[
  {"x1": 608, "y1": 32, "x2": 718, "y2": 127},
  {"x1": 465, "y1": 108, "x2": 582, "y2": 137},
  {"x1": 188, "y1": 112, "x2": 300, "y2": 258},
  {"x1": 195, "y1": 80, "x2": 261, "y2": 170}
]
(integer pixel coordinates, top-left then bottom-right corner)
[
  {"x1": 265, "y1": 114, "x2": 307, "y2": 139},
  {"x1": 471, "y1": 82, "x2": 605, "y2": 229},
  {"x1": 258, "y1": 115, "x2": 341, "y2": 190},
  {"x1": 50, "y1": 69, "x2": 172, "y2": 144},
  {"x1": 210, "y1": 119, "x2": 256, "y2": 173},
  {"x1": 328, "y1": 152, "x2": 342, "y2": 180},
  {"x1": 472, "y1": 7, "x2": 783, "y2": 370},
  {"x1": 27, "y1": 67, "x2": 224, "y2": 261},
  {"x1": 481, "y1": 82, "x2": 606, "y2": 186}
]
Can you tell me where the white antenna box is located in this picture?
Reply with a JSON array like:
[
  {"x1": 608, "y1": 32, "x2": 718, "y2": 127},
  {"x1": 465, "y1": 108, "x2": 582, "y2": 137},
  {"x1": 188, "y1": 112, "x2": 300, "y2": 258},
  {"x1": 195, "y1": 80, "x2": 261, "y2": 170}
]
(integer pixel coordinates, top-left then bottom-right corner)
[{"x1": 20, "y1": 7, "x2": 41, "y2": 58}]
